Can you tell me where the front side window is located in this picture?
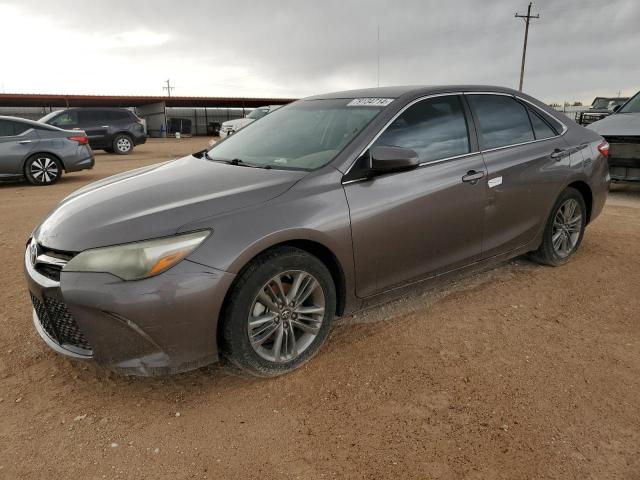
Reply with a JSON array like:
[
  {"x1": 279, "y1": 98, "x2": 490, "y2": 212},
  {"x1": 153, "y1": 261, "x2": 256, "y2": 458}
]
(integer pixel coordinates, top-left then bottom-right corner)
[
  {"x1": 208, "y1": 99, "x2": 386, "y2": 170},
  {"x1": 373, "y1": 95, "x2": 470, "y2": 163},
  {"x1": 469, "y1": 95, "x2": 535, "y2": 149},
  {"x1": 50, "y1": 111, "x2": 78, "y2": 127}
]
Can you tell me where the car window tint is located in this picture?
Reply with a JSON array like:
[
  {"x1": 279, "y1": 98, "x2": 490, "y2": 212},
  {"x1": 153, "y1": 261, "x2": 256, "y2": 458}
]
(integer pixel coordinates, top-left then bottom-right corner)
[
  {"x1": 13, "y1": 121, "x2": 32, "y2": 135},
  {"x1": 0, "y1": 120, "x2": 14, "y2": 137},
  {"x1": 373, "y1": 95, "x2": 470, "y2": 163},
  {"x1": 78, "y1": 110, "x2": 103, "y2": 125},
  {"x1": 51, "y1": 111, "x2": 78, "y2": 127},
  {"x1": 527, "y1": 107, "x2": 556, "y2": 140},
  {"x1": 469, "y1": 95, "x2": 534, "y2": 149}
]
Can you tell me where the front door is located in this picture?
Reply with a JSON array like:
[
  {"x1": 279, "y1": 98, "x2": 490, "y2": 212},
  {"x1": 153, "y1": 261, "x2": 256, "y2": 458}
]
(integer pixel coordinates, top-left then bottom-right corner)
[{"x1": 343, "y1": 95, "x2": 487, "y2": 297}]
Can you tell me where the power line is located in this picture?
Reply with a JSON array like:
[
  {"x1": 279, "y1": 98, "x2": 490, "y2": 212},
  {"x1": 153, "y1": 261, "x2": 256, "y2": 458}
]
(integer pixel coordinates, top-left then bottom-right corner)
[
  {"x1": 377, "y1": 25, "x2": 380, "y2": 88},
  {"x1": 163, "y1": 78, "x2": 174, "y2": 97},
  {"x1": 515, "y1": 2, "x2": 540, "y2": 92}
]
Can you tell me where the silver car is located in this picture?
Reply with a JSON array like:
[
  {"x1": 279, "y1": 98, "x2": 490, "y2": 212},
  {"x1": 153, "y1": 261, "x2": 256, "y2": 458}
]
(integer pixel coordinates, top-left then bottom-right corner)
[{"x1": 0, "y1": 116, "x2": 94, "y2": 185}]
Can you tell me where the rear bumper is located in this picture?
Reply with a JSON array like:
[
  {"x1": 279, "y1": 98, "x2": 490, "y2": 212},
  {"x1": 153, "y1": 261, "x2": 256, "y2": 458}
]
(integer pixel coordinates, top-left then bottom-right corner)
[
  {"x1": 606, "y1": 138, "x2": 640, "y2": 182},
  {"x1": 64, "y1": 145, "x2": 95, "y2": 172},
  {"x1": 24, "y1": 241, "x2": 236, "y2": 376},
  {"x1": 133, "y1": 133, "x2": 147, "y2": 146}
]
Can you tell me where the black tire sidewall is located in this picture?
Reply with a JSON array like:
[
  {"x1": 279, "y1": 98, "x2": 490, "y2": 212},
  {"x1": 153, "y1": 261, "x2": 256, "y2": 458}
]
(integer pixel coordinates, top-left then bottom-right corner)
[
  {"x1": 112, "y1": 134, "x2": 133, "y2": 155},
  {"x1": 540, "y1": 187, "x2": 587, "y2": 266},
  {"x1": 24, "y1": 154, "x2": 62, "y2": 185},
  {"x1": 220, "y1": 247, "x2": 336, "y2": 377}
]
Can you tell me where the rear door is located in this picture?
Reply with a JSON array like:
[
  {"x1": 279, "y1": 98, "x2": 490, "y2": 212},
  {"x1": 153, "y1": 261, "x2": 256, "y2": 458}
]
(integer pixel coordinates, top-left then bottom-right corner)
[
  {"x1": 0, "y1": 120, "x2": 38, "y2": 177},
  {"x1": 78, "y1": 110, "x2": 109, "y2": 148},
  {"x1": 343, "y1": 94, "x2": 487, "y2": 297},
  {"x1": 466, "y1": 93, "x2": 571, "y2": 258}
]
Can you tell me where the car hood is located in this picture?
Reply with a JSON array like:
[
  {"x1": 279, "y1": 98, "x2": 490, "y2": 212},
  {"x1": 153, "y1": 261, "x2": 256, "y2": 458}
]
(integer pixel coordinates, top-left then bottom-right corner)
[
  {"x1": 587, "y1": 113, "x2": 640, "y2": 136},
  {"x1": 34, "y1": 155, "x2": 307, "y2": 252}
]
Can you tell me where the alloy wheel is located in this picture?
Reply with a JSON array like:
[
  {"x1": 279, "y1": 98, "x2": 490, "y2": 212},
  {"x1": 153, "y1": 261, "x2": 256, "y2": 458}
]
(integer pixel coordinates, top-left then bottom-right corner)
[
  {"x1": 248, "y1": 270, "x2": 325, "y2": 363},
  {"x1": 30, "y1": 157, "x2": 59, "y2": 184},
  {"x1": 552, "y1": 198, "x2": 582, "y2": 258}
]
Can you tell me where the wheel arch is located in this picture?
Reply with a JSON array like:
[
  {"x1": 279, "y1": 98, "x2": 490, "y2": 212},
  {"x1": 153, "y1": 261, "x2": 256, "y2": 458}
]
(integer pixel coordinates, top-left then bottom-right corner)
[
  {"x1": 222, "y1": 238, "x2": 348, "y2": 319},
  {"x1": 566, "y1": 180, "x2": 593, "y2": 224}
]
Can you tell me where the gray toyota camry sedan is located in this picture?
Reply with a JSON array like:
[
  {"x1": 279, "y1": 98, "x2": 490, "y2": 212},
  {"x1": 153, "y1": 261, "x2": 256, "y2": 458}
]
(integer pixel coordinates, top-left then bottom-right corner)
[
  {"x1": 0, "y1": 116, "x2": 94, "y2": 185},
  {"x1": 24, "y1": 85, "x2": 610, "y2": 376}
]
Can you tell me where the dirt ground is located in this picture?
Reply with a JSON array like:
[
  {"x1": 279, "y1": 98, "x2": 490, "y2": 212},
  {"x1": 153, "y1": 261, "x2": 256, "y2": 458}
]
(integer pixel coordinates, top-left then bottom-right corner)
[{"x1": 1, "y1": 138, "x2": 639, "y2": 480}]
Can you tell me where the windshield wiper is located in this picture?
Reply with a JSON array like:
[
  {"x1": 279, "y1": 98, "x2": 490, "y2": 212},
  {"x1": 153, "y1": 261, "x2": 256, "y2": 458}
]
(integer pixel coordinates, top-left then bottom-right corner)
[{"x1": 213, "y1": 157, "x2": 272, "y2": 169}]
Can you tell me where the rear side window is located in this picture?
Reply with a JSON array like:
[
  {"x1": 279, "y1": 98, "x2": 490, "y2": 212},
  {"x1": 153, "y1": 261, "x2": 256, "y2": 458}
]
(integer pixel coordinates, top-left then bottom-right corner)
[
  {"x1": 527, "y1": 107, "x2": 556, "y2": 140},
  {"x1": 0, "y1": 120, "x2": 31, "y2": 137},
  {"x1": 107, "y1": 110, "x2": 132, "y2": 121},
  {"x1": 373, "y1": 95, "x2": 470, "y2": 163},
  {"x1": 468, "y1": 95, "x2": 534, "y2": 149},
  {"x1": 0, "y1": 120, "x2": 14, "y2": 137},
  {"x1": 78, "y1": 110, "x2": 105, "y2": 125}
]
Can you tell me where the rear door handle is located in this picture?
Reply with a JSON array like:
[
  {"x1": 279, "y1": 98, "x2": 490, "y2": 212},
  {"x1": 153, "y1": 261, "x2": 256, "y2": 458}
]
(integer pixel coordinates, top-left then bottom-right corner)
[
  {"x1": 462, "y1": 170, "x2": 485, "y2": 184},
  {"x1": 550, "y1": 148, "x2": 569, "y2": 160},
  {"x1": 18, "y1": 140, "x2": 32, "y2": 144},
  {"x1": 101, "y1": 126, "x2": 109, "y2": 128}
]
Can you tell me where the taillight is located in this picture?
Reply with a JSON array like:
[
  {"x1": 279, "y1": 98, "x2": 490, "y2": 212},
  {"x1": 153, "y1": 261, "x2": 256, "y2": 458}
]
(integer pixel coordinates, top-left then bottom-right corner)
[
  {"x1": 68, "y1": 135, "x2": 89, "y2": 145},
  {"x1": 597, "y1": 140, "x2": 609, "y2": 157}
]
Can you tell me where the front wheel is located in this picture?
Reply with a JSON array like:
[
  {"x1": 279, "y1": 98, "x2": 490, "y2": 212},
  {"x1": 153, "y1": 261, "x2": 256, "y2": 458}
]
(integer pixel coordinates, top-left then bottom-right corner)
[
  {"x1": 24, "y1": 154, "x2": 63, "y2": 185},
  {"x1": 220, "y1": 247, "x2": 336, "y2": 377},
  {"x1": 530, "y1": 187, "x2": 586, "y2": 266}
]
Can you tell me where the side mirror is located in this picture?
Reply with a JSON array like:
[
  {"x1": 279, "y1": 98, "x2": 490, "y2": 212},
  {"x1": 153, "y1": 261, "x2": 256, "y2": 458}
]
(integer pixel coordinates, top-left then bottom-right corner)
[
  {"x1": 368, "y1": 145, "x2": 420, "y2": 175},
  {"x1": 612, "y1": 105, "x2": 621, "y2": 113}
]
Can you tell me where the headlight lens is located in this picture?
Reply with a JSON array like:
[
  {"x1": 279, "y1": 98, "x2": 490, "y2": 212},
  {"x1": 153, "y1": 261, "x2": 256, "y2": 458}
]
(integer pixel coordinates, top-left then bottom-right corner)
[{"x1": 64, "y1": 230, "x2": 211, "y2": 280}]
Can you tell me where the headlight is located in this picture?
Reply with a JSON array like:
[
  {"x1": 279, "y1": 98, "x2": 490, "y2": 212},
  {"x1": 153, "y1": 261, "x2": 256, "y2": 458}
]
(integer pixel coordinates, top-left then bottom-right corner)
[{"x1": 64, "y1": 230, "x2": 211, "y2": 280}]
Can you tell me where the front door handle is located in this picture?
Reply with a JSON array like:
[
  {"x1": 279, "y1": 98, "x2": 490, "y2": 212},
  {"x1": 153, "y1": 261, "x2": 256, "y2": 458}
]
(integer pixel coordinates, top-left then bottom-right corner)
[
  {"x1": 18, "y1": 140, "x2": 32, "y2": 144},
  {"x1": 550, "y1": 148, "x2": 569, "y2": 160},
  {"x1": 462, "y1": 170, "x2": 485, "y2": 184}
]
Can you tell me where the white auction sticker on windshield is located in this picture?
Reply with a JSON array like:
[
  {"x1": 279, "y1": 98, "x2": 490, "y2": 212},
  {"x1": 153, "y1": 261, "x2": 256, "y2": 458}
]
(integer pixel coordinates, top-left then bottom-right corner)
[{"x1": 347, "y1": 98, "x2": 394, "y2": 107}]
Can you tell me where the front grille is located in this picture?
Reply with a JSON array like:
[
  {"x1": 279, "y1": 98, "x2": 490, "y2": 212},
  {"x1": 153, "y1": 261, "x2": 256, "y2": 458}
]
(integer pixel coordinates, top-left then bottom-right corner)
[
  {"x1": 30, "y1": 293, "x2": 92, "y2": 352},
  {"x1": 32, "y1": 246, "x2": 75, "y2": 281}
]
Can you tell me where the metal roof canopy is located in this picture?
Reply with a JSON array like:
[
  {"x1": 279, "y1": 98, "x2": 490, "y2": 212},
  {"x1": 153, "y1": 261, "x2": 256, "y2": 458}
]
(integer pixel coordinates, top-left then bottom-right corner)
[{"x1": 0, "y1": 93, "x2": 297, "y2": 108}]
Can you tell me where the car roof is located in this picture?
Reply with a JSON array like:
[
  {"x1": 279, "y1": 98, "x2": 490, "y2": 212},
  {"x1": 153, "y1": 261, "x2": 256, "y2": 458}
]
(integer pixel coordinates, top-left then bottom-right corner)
[
  {"x1": 0, "y1": 115, "x2": 51, "y2": 126},
  {"x1": 303, "y1": 84, "x2": 523, "y2": 101}
]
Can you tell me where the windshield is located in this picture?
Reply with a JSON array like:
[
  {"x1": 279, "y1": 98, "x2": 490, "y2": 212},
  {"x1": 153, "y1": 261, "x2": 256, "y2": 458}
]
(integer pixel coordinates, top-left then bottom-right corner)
[
  {"x1": 591, "y1": 98, "x2": 609, "y2": 109},
  {"x1": 38, "y1": 111, "x2": 61, "y2": 123},
  {"x1": 618, "y1": 92, "x2": 640, "y2": 114},
  {"x1": 207, "y1": 99, "x2": 387, "y2": 170},
  {"x1": 247, "y1": 108, "x2": 268, "y2": 120}
]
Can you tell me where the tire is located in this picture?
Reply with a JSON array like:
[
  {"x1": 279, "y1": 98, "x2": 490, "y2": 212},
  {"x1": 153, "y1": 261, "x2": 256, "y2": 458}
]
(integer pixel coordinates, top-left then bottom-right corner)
[
  {"x1": 530, "y1": 187, "x2": 587, "y2": 266},
  {"x1": 112, "y1": 134, "x2": 133, "y2": 155},
  {"x1": 24, "y1": 154, "x2": 63, "y2": 186},
  {"x1": 220, "y1": 246, "x2": 336, "y2": 377}
]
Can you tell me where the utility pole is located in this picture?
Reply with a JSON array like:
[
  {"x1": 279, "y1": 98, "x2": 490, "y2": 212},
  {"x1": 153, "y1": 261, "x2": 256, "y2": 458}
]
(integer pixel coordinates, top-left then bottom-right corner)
[
  {"x1": 515, "y1": 2, "x2": 540, "y2": 91},
  {"x1": 163, "y1": 79, "x2": 174, "y2": 97},
  {"x1": 377, "y1": 25, "x2": 381, "y2": 87}
]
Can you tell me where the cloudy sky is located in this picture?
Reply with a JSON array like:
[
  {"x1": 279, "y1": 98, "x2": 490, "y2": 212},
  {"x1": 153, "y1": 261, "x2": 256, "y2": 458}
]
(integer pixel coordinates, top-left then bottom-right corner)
[{"x1": 0, "y1": 0, "x2": 638, "y2": 103}]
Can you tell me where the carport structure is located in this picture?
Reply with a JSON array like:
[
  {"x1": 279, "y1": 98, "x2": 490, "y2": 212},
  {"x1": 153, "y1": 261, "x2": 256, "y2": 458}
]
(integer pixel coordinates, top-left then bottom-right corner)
[{"x1": 0, "y1": 93, "x2": 296, "y2": 136}]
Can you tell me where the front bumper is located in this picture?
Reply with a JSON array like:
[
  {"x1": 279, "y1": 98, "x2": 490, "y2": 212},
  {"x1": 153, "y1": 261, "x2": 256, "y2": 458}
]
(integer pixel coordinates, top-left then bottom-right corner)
[{"x1": 24, "y1": 241, "x2": 235, "y2": 376}]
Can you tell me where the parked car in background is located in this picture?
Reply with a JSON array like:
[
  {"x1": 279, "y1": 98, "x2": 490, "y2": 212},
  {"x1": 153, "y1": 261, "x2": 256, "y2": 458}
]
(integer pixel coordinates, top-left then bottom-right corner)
[
  {"x1": 219, "y1": 105, "x2": 282, "y2": 138},
  {"x1": 576, "y1": 96, "x2": 629, "y2": 126},
  {"x1": 25, "y1": 85, "x2": 609, "y2": 377},
  {"x1": 588, "y1": 91, "x2": 640, "y2": 183},
  {"x1": 0, "y1": 116, "x2": 93, "y2": 185},
  {"x1": 39, "y1": 108, "x2": 146, "y2": 155}
]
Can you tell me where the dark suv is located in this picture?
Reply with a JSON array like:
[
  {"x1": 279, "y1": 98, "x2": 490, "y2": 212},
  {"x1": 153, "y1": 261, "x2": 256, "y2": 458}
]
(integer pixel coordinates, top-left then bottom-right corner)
[{"x1": 39, "y1": 108, "x2": 146, "y2": 154}]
